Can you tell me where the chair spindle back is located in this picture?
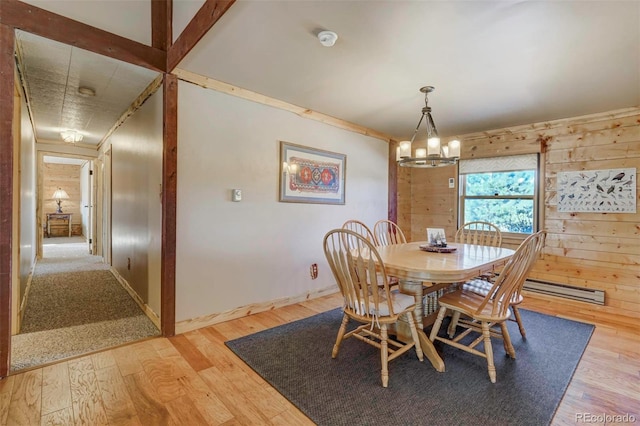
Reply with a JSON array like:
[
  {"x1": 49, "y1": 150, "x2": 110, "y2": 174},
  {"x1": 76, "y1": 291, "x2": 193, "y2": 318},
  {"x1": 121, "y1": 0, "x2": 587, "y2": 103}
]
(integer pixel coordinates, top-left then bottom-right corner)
[
  {"x1": 342, "y1": 220, "x2": 375, "y2": 249},
  {"x1": 455, "y1": 221, "x2": 502, "y2": 247},
  {"x1": 373, "y1": 219, "x2": 407, "y2": 246},
  {"x1": 475, "y1": 231, "x2": 545, "y2": 318}
]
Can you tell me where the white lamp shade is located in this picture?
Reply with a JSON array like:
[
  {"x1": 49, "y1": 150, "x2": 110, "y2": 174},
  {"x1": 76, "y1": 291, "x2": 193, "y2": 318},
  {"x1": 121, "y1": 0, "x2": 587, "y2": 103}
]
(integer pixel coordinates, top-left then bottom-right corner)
[
  {"x1": 415, "y1": 148, "x2": 427, "y2": 158},
  {"x1": 398, "y1": 141, "x2": 412, "y2": 158},
  {"x1": 52, "y1": 188, "x2": 69, "y2": 200},
  {"x1": 448, "y1": 139, "x2": 461, "y2": 158},
  {"x1": 427, "y1": 137, "x2": 441, "y2": 155}
]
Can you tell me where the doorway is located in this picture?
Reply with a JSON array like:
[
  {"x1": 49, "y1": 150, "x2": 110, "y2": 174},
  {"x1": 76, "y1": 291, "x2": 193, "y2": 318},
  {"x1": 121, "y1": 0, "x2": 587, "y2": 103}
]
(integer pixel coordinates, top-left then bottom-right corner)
[
  {"x1": 2, "y1": 27, "x2": 169, "y2": 376},
  {"x1": 39, "y1": 154, "x2": 93, "y2": 257},
  {"x1": 10, "y1": 151, "x2": 159, "y2": 372}
]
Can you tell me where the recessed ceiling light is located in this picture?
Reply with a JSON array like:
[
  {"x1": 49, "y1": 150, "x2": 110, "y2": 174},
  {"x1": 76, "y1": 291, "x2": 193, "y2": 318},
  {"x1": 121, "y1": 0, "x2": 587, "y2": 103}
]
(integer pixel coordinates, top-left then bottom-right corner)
[{"x1": 77, "y1": 86, "x2": 96, "y2": 97}]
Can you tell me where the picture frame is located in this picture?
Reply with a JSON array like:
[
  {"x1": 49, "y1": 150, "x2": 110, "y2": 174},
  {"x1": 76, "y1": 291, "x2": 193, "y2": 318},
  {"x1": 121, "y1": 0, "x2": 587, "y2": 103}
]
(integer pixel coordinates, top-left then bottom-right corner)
[
  {"x1": 557, "y1": 167, "x2": 636, "y2": 213},
  {"x1": 426, "y1": 228, "x2": 447, "y2": 246},
  {"x1": 279, "y1": 141, "x2": 346, "y2": 204}
]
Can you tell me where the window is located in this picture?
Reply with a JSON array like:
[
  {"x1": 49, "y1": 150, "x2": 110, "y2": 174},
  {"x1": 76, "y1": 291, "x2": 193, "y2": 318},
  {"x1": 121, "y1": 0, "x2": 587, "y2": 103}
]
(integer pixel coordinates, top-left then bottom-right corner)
[{"x1": 459, "y1": 154, "x2": 539, "y2": 235}]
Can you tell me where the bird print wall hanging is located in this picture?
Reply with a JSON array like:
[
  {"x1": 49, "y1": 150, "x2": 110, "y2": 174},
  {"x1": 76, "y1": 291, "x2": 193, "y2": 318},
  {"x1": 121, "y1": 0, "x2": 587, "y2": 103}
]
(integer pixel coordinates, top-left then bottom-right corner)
[{"x1": 557, "y1": 168, "x2": 636, "y2": 213}]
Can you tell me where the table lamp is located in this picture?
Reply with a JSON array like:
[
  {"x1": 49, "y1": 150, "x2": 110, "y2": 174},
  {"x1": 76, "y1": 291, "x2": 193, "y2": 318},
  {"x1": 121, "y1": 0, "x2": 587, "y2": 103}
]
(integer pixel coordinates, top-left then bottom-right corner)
[{"x1": 52, "y1": 187, "x2": 69, "y2": 213}]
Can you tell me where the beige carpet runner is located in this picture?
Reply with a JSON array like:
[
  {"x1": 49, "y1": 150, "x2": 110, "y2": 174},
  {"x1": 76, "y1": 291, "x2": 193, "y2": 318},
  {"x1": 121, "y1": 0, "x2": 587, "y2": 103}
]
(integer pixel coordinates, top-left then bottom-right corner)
[{"x1": 11, "y1": 238, "x2": 159, "y2": 371}]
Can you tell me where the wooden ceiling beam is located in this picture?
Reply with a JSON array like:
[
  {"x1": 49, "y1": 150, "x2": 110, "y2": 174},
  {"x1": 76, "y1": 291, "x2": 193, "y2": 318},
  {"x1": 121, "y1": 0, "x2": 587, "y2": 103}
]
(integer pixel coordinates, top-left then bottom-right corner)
[
  {"x1": 167, "y1": 0, "x2": 235, "y2": 72},
  {"x1": 0, "y1": 0, "x2": 166, "y2": 72},
  {"x1": 152, "y1": 0, "x2": 172, "y2": 51}
]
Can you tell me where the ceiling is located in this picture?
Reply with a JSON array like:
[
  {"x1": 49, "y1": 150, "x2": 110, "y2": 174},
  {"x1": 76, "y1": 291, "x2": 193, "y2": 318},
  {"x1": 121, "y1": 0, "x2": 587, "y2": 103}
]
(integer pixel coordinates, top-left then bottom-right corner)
[
  {"x1": 15, "y1": 30, "x2": 159, "y2": 147},
  {"x1": 14, "y1": 1, "x2": 640, "y2": 148}
]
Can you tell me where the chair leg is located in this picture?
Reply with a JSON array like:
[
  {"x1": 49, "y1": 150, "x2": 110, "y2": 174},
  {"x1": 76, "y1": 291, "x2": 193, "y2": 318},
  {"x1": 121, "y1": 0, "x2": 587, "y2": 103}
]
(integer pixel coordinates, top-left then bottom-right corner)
[
  {"x1": 447, "y1": 311, "x2": 461, "y2": 337},
  {"x1": 405, "y1": 312, "x2": 424, "y2": 362},
  {"x1": 500, "y1": 322, "x2": 516, "y2": 359},
  {"x1": 332, "y1": 314, "x2": 349, "y2": 358},
  {"x1": 512, "y1": 306, "x2": 526, "y2": 338},
  {"x1": 380, "y1": 324, "x2": 389, "y2": 388},
  {"x1": 429, "y1": 306, "x2": 448, "y2": 341},
  {"x1": 481, "y1": 322, "x2": 497, "y2": 383}
]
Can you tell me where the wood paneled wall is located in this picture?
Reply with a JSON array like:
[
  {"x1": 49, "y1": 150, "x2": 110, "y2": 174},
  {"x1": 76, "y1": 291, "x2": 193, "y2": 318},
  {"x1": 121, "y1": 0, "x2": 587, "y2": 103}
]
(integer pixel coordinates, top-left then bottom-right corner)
[
  {"x1": 398, "y1": 166, "x2": 458, "y2": 243},
  {"x1": 397, "y1": 107, "x2": 640, "y2": 320},
  {"x1": 42, "y1": 163, "x2": 82, "y2": 235}
]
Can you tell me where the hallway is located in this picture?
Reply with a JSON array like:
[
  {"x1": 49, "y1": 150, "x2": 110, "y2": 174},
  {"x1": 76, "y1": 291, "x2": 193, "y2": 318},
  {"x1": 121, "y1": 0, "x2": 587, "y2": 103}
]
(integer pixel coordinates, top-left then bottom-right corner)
[{"x1": 11, "y1": 238, "x2": 159, "y2": 372}]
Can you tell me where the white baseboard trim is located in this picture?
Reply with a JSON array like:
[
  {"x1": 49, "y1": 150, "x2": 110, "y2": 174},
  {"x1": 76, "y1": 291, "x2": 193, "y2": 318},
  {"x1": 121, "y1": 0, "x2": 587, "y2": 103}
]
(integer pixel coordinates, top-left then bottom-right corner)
[
  {"x1": 175, "y1": 285, "x2": 339, "y2": 335},
  {"x1": 110, "y1": 267, "x2": 161, "y2": 329}
]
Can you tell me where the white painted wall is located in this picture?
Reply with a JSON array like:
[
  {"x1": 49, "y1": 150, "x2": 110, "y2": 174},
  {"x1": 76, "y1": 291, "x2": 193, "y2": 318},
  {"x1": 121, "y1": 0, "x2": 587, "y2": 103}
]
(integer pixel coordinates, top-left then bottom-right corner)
[
  {"x1": 19, "y1": 92, "x2": 36, "y2": 300},
  {"x1": 175, "y1": 81, "x2": 389, "y2": 322},
  {"x1": 109, "y1": 90, "x2": 163, "y2": 317}
]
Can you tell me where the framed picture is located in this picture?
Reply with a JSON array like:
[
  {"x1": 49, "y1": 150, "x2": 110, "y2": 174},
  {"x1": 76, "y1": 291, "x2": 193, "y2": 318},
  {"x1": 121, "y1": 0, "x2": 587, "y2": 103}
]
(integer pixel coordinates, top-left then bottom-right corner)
[
  {"x1": 279, "y1": 141, "x2": 346, "y2": 204},
  {"x1": 426, "y1": 228, "x2": 447, "y2": 246},
  {"x1": 557, "y1": 167, "x2": 636, "y2": 213}
]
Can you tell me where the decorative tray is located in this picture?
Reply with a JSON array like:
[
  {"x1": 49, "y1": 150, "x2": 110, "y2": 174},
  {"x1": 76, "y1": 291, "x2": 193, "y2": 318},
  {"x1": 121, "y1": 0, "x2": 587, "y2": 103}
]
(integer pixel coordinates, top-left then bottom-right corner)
[{"x1": 419, "y1": 244, "x2": 457, "y2": 253}]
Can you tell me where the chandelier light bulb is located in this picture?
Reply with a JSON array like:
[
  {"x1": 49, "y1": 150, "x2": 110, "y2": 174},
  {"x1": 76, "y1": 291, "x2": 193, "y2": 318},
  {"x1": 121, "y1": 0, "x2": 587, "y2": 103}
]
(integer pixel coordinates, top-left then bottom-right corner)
[
  {"x1": 427, "y1": 137, "x2": 441, "y2": 156},
  {"x1": 448, "y1": 139, "x2": 461, "y2": 157},
  {"x1": 398, "y1": 141, "x2": 412, "y2": 158}
]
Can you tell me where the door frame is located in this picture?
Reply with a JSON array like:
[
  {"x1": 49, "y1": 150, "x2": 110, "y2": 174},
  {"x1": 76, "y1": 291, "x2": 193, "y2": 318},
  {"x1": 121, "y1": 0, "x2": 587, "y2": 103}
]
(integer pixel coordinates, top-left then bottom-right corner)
[
  {"x1": 36, "y1": 151, "x2": 99, "y2": 259},
  {"x1": 97, "y1": 147, "x2": 112, "y2": 264}
]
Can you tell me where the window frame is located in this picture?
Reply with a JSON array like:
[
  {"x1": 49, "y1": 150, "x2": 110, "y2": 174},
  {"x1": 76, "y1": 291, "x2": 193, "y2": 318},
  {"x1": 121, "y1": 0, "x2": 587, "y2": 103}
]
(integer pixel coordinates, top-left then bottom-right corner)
[{"x1": 458, "y1": 154, "x2": 540, "y2": 238}]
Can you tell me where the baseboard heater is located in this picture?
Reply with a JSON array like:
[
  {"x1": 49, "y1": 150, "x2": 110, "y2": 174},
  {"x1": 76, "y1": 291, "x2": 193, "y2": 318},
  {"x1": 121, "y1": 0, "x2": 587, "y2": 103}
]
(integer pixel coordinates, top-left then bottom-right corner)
[{"x1": 523, "y1": 279, "x2": 605, "y2": 305}]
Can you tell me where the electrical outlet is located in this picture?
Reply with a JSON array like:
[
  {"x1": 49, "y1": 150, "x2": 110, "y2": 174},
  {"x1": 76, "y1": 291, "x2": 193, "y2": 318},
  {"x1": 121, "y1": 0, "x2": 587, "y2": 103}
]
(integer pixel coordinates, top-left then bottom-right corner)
[
  {"x1": 310, "y1": 263, "x2": 318, "y2": 279},
  {"x1": 232, "y1": 189, "x2": 242, "y2": 202},
  {"x1": 448, "y1": 178, "x2": 455, "y2": 189}
]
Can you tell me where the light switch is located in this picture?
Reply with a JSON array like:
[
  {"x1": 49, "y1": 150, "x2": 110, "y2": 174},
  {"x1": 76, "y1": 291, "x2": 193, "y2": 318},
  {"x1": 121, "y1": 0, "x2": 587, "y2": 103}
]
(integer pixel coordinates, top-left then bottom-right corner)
[
  {"x1": 232, "y1": 189, "x2": 242, "y2": 202},
  {"x1": 448, "y1": 178, "x2": 455, "y2": 189}
]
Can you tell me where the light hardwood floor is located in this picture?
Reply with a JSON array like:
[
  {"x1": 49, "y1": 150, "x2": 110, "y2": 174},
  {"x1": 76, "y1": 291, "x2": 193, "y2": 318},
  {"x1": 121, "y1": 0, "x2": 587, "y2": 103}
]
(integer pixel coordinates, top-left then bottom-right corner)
[{"x1": 0, "y1": 292, "x2": 638, "y2": 425}]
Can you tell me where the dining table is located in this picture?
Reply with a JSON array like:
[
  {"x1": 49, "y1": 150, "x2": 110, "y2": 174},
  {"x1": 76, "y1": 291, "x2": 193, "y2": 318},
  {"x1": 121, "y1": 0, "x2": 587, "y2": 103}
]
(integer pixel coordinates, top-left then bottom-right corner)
[{"x1": 375, "y1": 241, "x2": 515, "y2": 372}]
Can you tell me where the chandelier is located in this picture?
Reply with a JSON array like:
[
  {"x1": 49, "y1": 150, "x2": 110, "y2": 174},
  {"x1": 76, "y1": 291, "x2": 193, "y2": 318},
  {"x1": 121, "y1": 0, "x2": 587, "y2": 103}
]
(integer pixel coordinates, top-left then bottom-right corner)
[{"x1": 396, "y1": 86, "x2": 460, "y2": 167}]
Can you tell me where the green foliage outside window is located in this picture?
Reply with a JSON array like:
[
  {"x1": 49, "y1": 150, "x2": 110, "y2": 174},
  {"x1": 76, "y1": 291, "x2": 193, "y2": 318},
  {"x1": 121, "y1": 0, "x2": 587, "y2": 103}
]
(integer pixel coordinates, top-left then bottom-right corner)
[{"x1": 463, "y1": 171, "x2": 535, "y2": 234}]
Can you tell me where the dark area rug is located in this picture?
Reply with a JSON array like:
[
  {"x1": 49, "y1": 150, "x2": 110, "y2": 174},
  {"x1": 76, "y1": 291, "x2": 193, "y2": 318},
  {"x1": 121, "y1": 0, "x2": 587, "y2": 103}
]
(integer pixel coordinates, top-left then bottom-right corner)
[{"x1": 226, "y1": 308, "x2": 594, "y2": 426}]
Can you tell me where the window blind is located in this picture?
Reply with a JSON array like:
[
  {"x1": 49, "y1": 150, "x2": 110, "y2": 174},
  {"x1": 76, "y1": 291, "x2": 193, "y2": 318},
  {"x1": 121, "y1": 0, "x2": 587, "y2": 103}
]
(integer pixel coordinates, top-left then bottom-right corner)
[{"x1": 459, "y1": 154, "x2": 538, "y2": 174}]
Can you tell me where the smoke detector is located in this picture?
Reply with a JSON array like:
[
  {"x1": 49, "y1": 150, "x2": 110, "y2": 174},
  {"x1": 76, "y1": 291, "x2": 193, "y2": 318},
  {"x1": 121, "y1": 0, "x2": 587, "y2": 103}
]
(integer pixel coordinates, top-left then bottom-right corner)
[{"x1": 317, "y1": 30, "x2": 338, "y2": 47}]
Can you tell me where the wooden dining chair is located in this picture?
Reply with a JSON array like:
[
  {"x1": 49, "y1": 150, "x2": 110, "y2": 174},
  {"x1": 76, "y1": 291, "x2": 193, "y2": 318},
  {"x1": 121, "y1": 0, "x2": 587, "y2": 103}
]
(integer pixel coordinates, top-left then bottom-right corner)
[
  {"x1": 342, "y1": 219, "x2": 400, "y2": 288},
  {"x1": 429, "y1": 231, "x2": 545, "y2": 383},
  {"x1": 455, "y1": 231, "x2": 546, "y2": 338},
  {"x1": 342, "y1": 219, "x2": 375, "y2": 247},
  {"x1": 455, "y1": 221, "x2": 502, "y2": 247},
  {"x1": 373, "y1": 219, "x2": 407, "y2": 246},
  {"x1": 323, "y1": 228, "x2": 423, "y2": 388},
  {"x1": 447, "y1": 221, "x2": 504, "y2": 335}
]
